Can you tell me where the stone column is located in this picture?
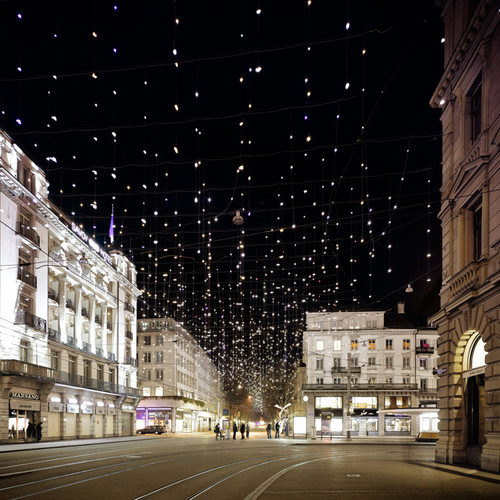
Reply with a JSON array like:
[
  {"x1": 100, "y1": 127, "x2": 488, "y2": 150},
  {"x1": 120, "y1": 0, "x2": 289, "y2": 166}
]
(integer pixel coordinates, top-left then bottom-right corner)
[
  {"x1": 74, "y1": 286, "x2": 83, "y2": 347},
  {"x1": 58, "y1": 278, "x2": 67, "y2": 342},
  {"x1": 89, "y1": 296, "x2": 96, "y2": 353},
  {"x1": 457, "y1": 209, "x2": 466, "y2": 269},
  {"x1": 101, "y1": 303, "x2": 108, "y2": 354}
]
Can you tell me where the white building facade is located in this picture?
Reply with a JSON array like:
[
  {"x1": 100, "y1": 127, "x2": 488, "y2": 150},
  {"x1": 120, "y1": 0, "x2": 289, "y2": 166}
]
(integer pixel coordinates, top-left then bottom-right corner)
[
  {"x1": 136, "y1": 317, "x2": 224, "y2": 433},
  {"x1": 0, "y1": 129, "x2": 141, "y2": 442},
  {"x1": 302, "y1": 309, "x2": 439, "y2": 438}
]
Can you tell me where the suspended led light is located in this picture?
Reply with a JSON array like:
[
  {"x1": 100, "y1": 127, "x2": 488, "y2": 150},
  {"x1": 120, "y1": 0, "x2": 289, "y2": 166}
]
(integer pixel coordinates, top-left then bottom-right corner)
[{"x1": 233, "y1": 210, "x2": 244, "y2": 226}]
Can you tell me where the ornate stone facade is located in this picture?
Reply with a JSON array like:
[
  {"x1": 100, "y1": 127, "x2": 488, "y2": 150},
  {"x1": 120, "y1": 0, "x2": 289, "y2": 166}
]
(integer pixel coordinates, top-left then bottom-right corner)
[{"x1": 430, "y1": 0, "x2": 500, "y2": 472}]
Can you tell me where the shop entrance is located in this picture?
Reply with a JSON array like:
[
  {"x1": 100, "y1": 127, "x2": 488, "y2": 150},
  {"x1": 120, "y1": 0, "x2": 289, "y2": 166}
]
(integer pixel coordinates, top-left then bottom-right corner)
[
  {"x1": 465, "y1": 374, "x2": 485, "y2": 446},
  {"x1": 9, "y1": 409, "x2": 37, "y2": 441}
]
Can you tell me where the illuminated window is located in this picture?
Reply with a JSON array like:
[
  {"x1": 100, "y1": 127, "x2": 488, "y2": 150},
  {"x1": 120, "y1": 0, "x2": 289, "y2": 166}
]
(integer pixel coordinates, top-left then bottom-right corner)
[
  {"x1": 316, "y1": 340, "x2": 324, "y2": 351},
  {"x1": 333, "y1": 339, "x2": 341, "y2": 351},
  {"x1": 403, "y1": 339, "x2": 410, "y2": 350},
  {"x1": 351, "y1": 339, "x2": 358, "y2": 350},
  {"x1": 368, "y1": 339, "x2": 376, "y2": 350}
]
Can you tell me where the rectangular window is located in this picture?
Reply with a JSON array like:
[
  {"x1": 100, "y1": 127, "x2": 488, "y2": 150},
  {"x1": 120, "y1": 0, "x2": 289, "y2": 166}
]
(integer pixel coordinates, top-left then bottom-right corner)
[
  {"x1": 316, "y1": 340, "x2": 324, "y2": 351},
  {"x1": 50, "y1": 350, "x2": 59, "y2": 370},
  {"x1": 20, "y1": 340, "x2": 29, "y2": 362},
  {"x1": 368, "y1": 377, "x2": 376, "y2": 385},
  {"x1": 316, "y1": 378, "x2": 323, "y2": 385},
  {"x1": 155, "y1": 369, "x2": 163, "y2": 380},
  {"x1": 144, "y1": 336, "x2": 151, "y2": 346},
  {"x1": 109, "y1": 368, "x2": 115, "y2": 383},
  {"x1": 368, "y1": 339, "x2": 376, "y2": 350},
  {"x1": 385, "y1": 339, "x2": 393, "y2": 350},
  {"x1": 470, "y1": 74, "x2": 482, "y2": 143},
  {"x1": 332, "y1": 339, "x2": 341, "y2": 351},
  {"x1": 351, "y1": 357, "x2": 358, "y2": 367},
  {"x1": 155, "y1": 335, "x2": 164, "y2": 346},
  {"x1": 403, "y1": 339, "x2": 410, "y2": 350},
  {"x1": 385, "y1": 357, "x2": 393, "y2": 369},
  {"x1": 143, "y1": 387, "x2": 151, "y2": 397},
  {"x1": 403, "y1": 357, "x2": 411, "y2": 369},
  {"x1": 155, "y1": 386, "x2": 163, "y2": 397},
  {"x1": 97, "y1": 364, "x2": 104, "y2": 381},
  {"x1": 385, "y1": 377, "x2": 393, "y2": 384},
  {"x1": 156, "y1": 352, "x2": 163, "y2": 363},
  {"x1": 366, "y1": 320, "x2": 372, "y2": 328},
  {"x1": 420, "y1": 378, "x2": 427, "y2": 390},
  {"x1": 143, "y1": 352, "x2": 151, "y2": 363},
  {"x1": 368, "y1": 356, "x2": 376, "y2": 366},
  {"x1": 333, "y1": 357, "x2": 341, "y2": 369},
  {"x1": 474, "y1": 206, "x2": 482, "y2": 261},
  {"x1": 419, "y1": 358, "x2": 428, "y2": 370},
  {"x1": 316, "y1": 358, "x2": 324, "y2": 370},
  {"x1": 333, "y1": 378, "x2": 341, "y2": 385},
  {"x1": 69, "y1": 356, "x2": 76, "y2": 374},
  {"x1": 403, "y1": 377, "x2": 410, "y2": 384},
  {"x1": 83, "y1": 360, "x2": 91, "y2": 379},
  {"x1": 351, "y1": 339, "x2": 358, "y2": 350}
]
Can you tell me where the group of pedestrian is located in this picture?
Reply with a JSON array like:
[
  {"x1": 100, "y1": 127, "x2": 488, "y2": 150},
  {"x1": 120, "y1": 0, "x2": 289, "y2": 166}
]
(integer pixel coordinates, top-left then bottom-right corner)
[
  {"x1": 26, "y1": 421, "x2": 42, "y2": 442},
  {"x1": 232, "y1": 421, "x2": 250, "y2": 439},
  {"x1": 266, "y1": 421, "x2": 281, "y2": 439}
]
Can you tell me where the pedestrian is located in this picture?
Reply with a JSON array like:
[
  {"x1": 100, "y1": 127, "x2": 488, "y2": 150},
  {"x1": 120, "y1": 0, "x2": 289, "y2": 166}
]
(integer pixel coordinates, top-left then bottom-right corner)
[
  {"x1": 246, "y1": 423, "x2": 249, "y2": 439},
  {"x1": 36, "y1": 422, "x2": 42, "y2": 442},
  {"x1": 26, "y1": 421, "x2": 34, "y2": 441},
  {"x1": 233, "y1": 421, "x2": 237, "y2": 440},
  {"x1": 266, "y1": 422, "x2": 272, "y2": 439},
  {"x1": 214, "y1": 423, "x2": 220, "y2": 440},
  {"x1": 240, "y1": 422, "x2": 245, "y2": 439},
  {"x1": 275, "y1": 420, "x2": 280, "y2": 439}
]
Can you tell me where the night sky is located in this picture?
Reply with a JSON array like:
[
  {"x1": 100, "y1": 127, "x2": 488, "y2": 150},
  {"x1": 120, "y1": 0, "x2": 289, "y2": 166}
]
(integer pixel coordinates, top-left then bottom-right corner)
[{"x1": 0, "y1": 1, "x2": 444, "y2": 391}]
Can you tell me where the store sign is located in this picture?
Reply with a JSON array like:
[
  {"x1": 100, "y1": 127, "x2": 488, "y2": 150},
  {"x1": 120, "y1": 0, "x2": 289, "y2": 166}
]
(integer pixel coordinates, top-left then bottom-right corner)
[
  {"x1": 10, "y1": 399, "x2": 41, "y2": 411},
  {"x1": 49, "y1": 404, "x2": 64, "y2": 412},
  {"x1": 71, "y1": 222, "x2": 112, "y2": 265},
  {"x1": 66, "y1": 404, "x2": 80, "y2": 413},
  {"x1": 9, "y1": 392, "x2": 39, "y2": 400},
  {"x1": 96, "y1": 406, "x2": 105, "y2": 415},
  {"x1": 107, "y1": 406, "x2": 116, "y2": 415},
  {"x1": 121, "y1": 403, "x2": 135, "y2": 412}
]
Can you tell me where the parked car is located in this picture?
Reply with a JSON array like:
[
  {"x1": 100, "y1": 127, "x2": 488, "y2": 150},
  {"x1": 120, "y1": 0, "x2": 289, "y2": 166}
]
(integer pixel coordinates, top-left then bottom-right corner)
[{"x1": 136, "y1": 425, "x2": 166, "y2": 435}]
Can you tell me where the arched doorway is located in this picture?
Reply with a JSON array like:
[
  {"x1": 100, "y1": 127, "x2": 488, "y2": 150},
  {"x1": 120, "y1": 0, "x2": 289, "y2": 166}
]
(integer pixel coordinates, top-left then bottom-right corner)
[{"x1": 462, "y1": 333, "x2": 486, "y2": 463}]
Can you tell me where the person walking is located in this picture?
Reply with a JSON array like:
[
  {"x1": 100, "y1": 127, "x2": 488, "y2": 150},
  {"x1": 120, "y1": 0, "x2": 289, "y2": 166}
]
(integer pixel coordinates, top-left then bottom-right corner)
[
  {"x1": 266, "y1": 422, "x2": 272, "y2": 439},
  {"x1": 240, "y1": 422, "x2": 245, "y2": 439},
  {"x1": 36, "y1": 422, "x2": 42, "y2": 442},
  {"x1": 246, "y1": 423, "x2": 249, "y2": 439},
  {"x1": 26, "y1": 421, "x2": 34, "y2": 442},
  {"x1": 233, "y1": 421, "x2": 238, "y2": 440},
  {"x1": 275, "y1": 420, "x2": 280, "y2": 439},
  {"x1": 214, "y1": 423, "x2": 220, "y2": 440}
]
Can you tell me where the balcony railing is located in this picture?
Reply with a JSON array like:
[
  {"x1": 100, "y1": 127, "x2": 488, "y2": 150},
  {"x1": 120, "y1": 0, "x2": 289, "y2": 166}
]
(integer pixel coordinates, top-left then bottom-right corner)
[
  {"x1": 303, "y1": 383, "x2": 419, "y2": 391},
  {"x1": 0, "y1": 359, "x2": 140, "y2": 398},
  {"x1": 66, "y1": 336, "x2": 77, "y2": 348},
  {"x1": 16, "y1": 222, "x2": 40, "y2": 247},
  {"x1": 82, "y1": 341, "x2": 91, "y2": 353},
  {"x1": 14, "y1": 311, "x2": 46, "y2": 333},
  {"x1": 449, "y1": 261, "x2": 480, "y2": 299},
  {"x1": 17, "y1": 267, "x2": 37, "y2": 289},
  {"x1": 124, "y1": 356, "x2": 137, "y2": 367},
  {"x1": 96, "y1": 347, "x2": 104, "y2": 357},
  {"x1": 48, "y1": 288, "x2": 58, "y2": 302},
  {"x1": 416, "y1": 346, "x2": 435, "y2": 354},
  {"x1": 48, "y1": 328, "x2": 60, "y2": 342},
  {"x1": 124, "y1": 303, "x2": 135, "y2": 314},
  {"x1": 108, "y1": 352, "x2": 116, "y2": 362},
  {"x1": 331, "y1": 366, "x2": 362, "y2": 374},
  {"x1": 125, "y1": 330, "x2": 134, "y2": 340}
]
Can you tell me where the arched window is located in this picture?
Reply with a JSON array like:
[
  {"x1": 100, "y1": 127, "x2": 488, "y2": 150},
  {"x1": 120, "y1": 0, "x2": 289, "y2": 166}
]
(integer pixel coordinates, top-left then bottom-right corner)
[{"x1": 464, "y1": 333, "x2": 486, "y2": 370}]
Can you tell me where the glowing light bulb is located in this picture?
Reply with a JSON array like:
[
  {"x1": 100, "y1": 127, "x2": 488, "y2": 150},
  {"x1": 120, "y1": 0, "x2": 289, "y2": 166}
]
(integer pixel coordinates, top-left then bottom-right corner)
[
  {"x1": 345, "y1": 82, "x2": 350, "y2": 89},
  {"x1": 256, "y1": 8, "x2": 261, "y2": 14},
  {"x1": 346, "y1": 22, "x2": 350, "y2": 30},
  {"x1": 255, "y1": 66, "x2": 262, "y2": 73},
  {"x1": 92, "y1": 31, "x2": 97, "y2": 38}
]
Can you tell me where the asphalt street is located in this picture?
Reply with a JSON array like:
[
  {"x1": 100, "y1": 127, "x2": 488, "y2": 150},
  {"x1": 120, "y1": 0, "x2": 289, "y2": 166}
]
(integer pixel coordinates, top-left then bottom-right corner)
[{"x1": 0, "y1": 432, "x2": 498, "y2": 499}]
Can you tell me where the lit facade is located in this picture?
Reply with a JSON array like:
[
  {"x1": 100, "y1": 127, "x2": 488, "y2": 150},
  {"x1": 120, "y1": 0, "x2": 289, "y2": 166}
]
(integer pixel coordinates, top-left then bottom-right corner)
[
  {"x1": 0, "y1": 129, "x2": 141, "y2": 442},
  {"x1": 430, "y1": 0, "x2": 500, "y2": 471},
  {"x1": 302, "y1": 310, "x2": 439, "y2": 438},
  {"x1": 136, "y1": 317, "x2": 224, "y2": 433}
]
